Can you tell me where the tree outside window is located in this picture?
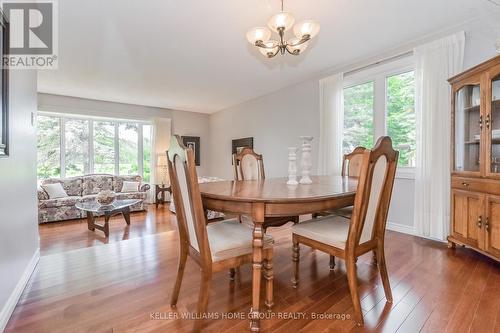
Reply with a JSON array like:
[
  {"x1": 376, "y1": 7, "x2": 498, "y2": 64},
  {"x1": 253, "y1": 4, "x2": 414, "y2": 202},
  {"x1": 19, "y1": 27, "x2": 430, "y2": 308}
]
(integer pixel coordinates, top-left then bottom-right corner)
[
  {"x1": 343, "y1": 81, "x2": 374, "y2": 154},
  {"x1": 386, "y1": 71, "x2": 416, "y2": 167}
]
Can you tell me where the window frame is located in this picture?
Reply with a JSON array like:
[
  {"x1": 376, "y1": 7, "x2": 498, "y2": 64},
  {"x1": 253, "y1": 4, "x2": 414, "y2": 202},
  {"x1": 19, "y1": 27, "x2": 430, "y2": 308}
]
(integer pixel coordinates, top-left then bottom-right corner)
[
  {"x1": 37, "y1": 111, "x2": 153, "y2": 182},
  {"x1": 343, "y1": 55, "x2": 416, "y2": 179}
]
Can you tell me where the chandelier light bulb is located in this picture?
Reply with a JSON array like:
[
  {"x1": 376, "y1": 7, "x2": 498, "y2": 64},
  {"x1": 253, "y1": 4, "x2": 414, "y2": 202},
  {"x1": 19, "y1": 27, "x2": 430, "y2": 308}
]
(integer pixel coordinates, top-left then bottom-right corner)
[
  {"x1": 246, "y1": 27, "x2": 272, "y2": 45},
  {"x1": 268, "y1": 12, "x2": 295, "y2": 32},
  {"x1": 293, "y1": 20, "x2": 320, "y2": 39}
]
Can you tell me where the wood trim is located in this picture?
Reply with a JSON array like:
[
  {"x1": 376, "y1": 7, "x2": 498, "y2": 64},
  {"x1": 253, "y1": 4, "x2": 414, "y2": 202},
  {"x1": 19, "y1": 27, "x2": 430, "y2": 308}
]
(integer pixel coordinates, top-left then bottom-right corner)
[
  {"x1": 448, "y1": 55, "x2": 500, "y2": 84},
  {"x1": 484, "y1": 195, "x2": 500, "y2": 258},
  {"x1": 450, "y1": 73, "x2": 483, "y2": 177},
  {"x1": 484, "y1": 63, "x2": 500, "y2": 179},
  {"x1": 452, "y1": 176, "x2": 500, "y2": 196},
  {"x1": 447, "y1": 235, "x2": 499, "y2": 262}
]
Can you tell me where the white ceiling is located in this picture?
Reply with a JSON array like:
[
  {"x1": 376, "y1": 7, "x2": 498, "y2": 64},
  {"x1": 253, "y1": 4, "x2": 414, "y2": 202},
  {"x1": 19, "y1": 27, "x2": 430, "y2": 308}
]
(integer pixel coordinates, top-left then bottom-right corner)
[{"x1": 38, "y1": 0, "x2": 489, "y2": 113}]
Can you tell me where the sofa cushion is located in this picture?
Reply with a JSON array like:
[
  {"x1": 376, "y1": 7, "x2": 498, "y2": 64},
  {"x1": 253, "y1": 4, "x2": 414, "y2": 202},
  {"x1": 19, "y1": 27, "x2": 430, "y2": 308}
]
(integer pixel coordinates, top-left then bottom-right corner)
[
  {"x1": 82, "y1": 174, "x2": 114, "y2": 195},
  {"x1": 115, "y1": 192, "x2": 147, "y2": 201},
  {"x1": 114, "y1": 175, "x2": 142, "y2": 192},
  {"x1": 121, "y1": 181, "x2": 140, "y2": 193},
  {"x1": 39, "y1": 196, "x2": 81, "y2": 209},
  {"x1": 42, "y1": 183, "x2": 68, "y2": 199},
  {"x1": 42, "y1": 177, "x2": 83, "y2": 196}
]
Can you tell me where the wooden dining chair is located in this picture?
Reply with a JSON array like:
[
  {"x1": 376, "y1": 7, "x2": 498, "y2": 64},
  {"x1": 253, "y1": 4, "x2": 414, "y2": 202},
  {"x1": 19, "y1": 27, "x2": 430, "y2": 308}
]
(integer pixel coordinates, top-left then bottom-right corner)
[
  {"x1": 314, "y1": 146, "x2": 367, "y2": 219},
  {"x1": 233, "y1": 147, "x2": 299, "y2": 230},
  {"x1": 291, "y1": 136, "x2": 398, "y2": 326},
  {"x1": 168, "y1": 136, "x2": 274, "y2": 332}
]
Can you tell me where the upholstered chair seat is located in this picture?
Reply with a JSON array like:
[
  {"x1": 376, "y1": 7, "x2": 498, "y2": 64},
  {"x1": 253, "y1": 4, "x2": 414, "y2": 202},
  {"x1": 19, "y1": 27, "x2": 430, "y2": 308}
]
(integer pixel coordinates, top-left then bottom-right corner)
[
  {"x1": 208, "y1": 219, "x2": 274, "y2": 262},
  {"x1": 292, "y1": 215, "x2": 350, "y2": 249}
]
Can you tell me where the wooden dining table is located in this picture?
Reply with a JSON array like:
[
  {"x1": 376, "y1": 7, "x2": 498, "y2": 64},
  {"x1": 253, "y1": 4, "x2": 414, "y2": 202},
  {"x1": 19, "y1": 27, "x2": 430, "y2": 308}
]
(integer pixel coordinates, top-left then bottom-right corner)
[{"x1": 198, "y1": 175, "x2": 358, "y2": 332}]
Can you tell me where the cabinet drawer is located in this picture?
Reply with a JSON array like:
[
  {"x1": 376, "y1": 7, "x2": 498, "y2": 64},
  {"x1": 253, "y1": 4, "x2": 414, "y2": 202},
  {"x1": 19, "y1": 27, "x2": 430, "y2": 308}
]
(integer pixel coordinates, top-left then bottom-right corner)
[{"x1": 452, "y1": 177, "x2": 500, "y2": 196}]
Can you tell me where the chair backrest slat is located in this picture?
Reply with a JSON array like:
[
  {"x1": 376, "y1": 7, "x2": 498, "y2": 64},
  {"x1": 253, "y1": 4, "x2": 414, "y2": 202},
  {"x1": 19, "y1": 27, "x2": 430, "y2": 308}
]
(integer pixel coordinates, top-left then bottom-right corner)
[
  {"x1": 168, "y1": 135, "x2": 211, "y2": 262},
  {"x1": 233, "y1": 148, "x2": 265, "y2": 181},
  {"x1": 347, "y1": 137, "x2": 398, "y2": 250}
]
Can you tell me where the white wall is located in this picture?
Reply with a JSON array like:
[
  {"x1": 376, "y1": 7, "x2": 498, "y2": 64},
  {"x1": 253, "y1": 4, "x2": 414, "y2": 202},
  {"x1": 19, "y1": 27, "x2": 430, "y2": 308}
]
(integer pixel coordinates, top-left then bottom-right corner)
[
  {"x1": 209, "y1": 20, "x2": 500, "y2": 231},
  {"x1": 38, "y1": 93, "x2": 211, "y2": 176},
  {"x1": 0, "y1": 70, "x2": 39, "y2": 331},
  {"x1": 210, "y1": 79, "x2": 320, "y2": 179}
]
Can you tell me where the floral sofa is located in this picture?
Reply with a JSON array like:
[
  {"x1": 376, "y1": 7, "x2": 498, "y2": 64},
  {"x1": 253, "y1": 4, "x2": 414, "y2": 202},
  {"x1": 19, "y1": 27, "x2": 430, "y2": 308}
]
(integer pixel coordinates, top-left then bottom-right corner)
[{"x1": 38, "y1": 174, "x2": 150, "y2": 223}]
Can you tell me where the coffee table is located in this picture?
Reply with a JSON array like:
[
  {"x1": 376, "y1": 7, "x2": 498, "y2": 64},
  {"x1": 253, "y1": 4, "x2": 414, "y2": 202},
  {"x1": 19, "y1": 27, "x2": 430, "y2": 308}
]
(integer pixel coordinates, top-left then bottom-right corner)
[{"x1": 75, "y1": 199, "x2": 142, "y2": 237}]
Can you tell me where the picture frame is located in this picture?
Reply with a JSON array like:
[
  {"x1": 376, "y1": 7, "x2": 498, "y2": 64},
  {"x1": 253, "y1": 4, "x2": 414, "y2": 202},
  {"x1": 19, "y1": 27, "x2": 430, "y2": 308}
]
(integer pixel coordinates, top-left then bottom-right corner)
[
  {"x1": 0, "y1": 11, "x2": 9, "y2": 157},
  {"x1": 181, "y1": 136, "x2": 200, "y2": 166},
  {"x1": 232, "y1": 137, "x2": 254, "y2": 155}
]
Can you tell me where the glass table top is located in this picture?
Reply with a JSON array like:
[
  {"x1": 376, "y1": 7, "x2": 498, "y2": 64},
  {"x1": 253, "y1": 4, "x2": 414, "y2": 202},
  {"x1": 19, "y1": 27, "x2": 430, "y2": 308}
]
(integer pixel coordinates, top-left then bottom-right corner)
[{"x1": 75, "y1": 199, "x2": 142, "y2": 213}]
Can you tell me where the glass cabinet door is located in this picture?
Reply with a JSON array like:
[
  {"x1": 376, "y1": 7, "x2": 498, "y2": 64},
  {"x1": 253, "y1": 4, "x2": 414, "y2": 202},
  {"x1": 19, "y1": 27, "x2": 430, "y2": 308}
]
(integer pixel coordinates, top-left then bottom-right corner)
[
  {"x1": 490, "y1": 75, "x2": 500, "y2": 174},
  {"x1": 454, "y1": 84, "x2": 481, "y2": 173}
]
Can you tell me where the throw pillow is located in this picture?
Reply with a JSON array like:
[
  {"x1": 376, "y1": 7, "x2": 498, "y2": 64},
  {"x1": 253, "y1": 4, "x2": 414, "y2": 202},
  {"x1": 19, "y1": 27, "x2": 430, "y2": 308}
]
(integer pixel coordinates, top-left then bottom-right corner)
[
  {"x1": 122, "y1": 181, "x2": 140, "y2": 193},
  {"x1": 42, "y1": 183, "x2": 69, "y2": 199}
]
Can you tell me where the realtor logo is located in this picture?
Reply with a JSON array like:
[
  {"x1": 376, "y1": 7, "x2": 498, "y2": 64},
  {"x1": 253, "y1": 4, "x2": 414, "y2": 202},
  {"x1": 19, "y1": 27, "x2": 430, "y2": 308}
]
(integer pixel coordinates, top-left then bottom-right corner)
[{"x1": 2, "y1": 0, "x2": 58, "y2": 68}]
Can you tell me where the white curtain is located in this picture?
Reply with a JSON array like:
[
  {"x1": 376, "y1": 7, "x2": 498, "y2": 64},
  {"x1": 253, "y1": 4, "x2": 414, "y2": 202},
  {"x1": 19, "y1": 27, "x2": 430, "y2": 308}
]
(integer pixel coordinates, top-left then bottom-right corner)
[
  {"x1": 414, "y1": 32, "x2": 465, "y2": 241},
  {"x1": 318, "y1": 73, "x2": 344, "y2": 175},
  {"x1": 150, "y1": 118, "x2": 171, "y2": 202}
]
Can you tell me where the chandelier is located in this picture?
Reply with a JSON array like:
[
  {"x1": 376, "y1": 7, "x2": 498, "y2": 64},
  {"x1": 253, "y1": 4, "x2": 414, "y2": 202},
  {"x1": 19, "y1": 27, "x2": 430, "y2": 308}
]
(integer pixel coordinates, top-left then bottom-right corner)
[{"x1": 246, "y1": 0, "x2": 320, "y2": 58}]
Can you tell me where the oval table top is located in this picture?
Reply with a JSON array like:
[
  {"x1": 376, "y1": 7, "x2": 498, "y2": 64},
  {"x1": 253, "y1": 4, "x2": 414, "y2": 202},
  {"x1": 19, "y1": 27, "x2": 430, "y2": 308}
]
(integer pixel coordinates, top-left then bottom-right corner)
[{"x1": 198, "y1": 175, "x2": 358, "y2": 203}]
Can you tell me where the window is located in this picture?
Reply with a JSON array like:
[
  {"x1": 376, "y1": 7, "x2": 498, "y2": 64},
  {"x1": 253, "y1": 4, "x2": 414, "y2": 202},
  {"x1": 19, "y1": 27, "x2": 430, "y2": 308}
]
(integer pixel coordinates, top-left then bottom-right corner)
[
  {"x1": 386, "y1": 71, "x2": 416, "y2": 167},
  {"x1": 119, "y1": 123, "x2": 139, "y2": 175},
  {"x1": 65, "y1": 118, "x2": 90, "y2": 177},
  {"x1": 93, "y1": 121, "x2": 115, "y2": 174},
  {"x1": 36, "y1": 113, "x2": 153, "y2": 181},
  {"x1": 343, "y1": 81, "x2": 374, "y2": 154},
  {"x1": 342, "y1": 57, "x2": 416, "y2": 173},
  {"x1": 37, "y1": 115, "x2": 61, "y2": 179}
]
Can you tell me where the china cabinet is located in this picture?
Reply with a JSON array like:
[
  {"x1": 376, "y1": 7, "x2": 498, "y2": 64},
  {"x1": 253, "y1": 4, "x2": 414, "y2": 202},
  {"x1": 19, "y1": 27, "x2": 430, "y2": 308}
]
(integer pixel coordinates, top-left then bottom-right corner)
[{"x1": 448, "y1": 55, "x2": 500, "y2": 261}]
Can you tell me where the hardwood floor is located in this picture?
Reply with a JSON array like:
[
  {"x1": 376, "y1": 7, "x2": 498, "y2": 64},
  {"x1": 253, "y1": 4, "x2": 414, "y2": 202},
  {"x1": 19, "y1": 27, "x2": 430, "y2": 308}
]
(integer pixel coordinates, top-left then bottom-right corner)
[
  {"x1": 38, "y1": 205, "x2": 178, "y2": 256},
  {"x1": 6, "y1": 205, "x2": 500, "y2": 332}
]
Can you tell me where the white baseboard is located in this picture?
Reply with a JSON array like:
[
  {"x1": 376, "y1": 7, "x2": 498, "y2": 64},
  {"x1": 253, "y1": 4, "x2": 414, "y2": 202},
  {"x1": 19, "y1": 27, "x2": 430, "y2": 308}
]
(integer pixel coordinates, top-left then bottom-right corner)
[
  {"x1": 386, "y1": 221, "x2": 415, "y2": 235},
  {"x1": 0, "y1": 248, "x2": 40, "y2": 333}
]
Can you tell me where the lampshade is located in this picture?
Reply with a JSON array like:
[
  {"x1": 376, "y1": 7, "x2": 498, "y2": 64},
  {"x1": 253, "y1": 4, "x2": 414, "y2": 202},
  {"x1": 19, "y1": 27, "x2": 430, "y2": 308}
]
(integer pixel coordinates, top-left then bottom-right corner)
[
  {"x1": 293, "y1": 20, "x2": 320, "y2": 39},
  {"x1": 259, "y1": 41, "x2": 279, "y2": 58},
  {"x1": 156, "y1": 154, "x2": 169, "y2": 185},
  {"x1": 267, "y1": 12, "x2": 295, "y2": 32},
  {"x1": 246, "y1": 27, "x2": 272, "y2": 45},
  {"x1": 286, "y1": 38, "x2": 308, "y2": 55},
  {"x1": 156, "y1": 154, "x2": 168, "y2": 167}
]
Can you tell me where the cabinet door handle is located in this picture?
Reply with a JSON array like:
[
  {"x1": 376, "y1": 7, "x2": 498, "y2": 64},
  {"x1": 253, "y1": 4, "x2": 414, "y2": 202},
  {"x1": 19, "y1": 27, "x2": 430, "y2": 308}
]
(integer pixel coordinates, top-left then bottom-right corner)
[
  {"x1": 479, "y1": 115, "x2": 483, "y2": 131},
  {"x1": 486, "y1": 114, "x2": 491, "y2": 129},
  {"x1": 485, "y1": 217, "x2": 489, "y2": 232},
  {"x1": 462, "y1": 182, "x2": 470, "y2": 187},
  {"x1": 477, "y1": 215, "x2": 482, "y2": 228}
]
